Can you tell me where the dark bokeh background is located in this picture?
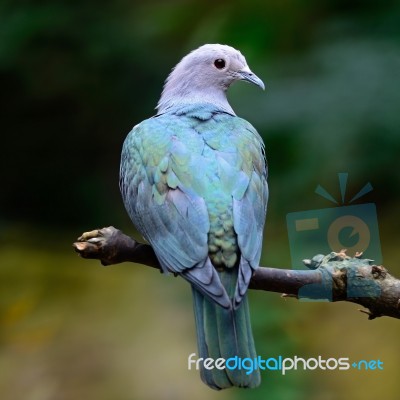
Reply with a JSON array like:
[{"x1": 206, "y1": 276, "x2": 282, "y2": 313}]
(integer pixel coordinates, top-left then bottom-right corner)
[{"x1": 1, "y1": 1, "x2": 400, "y2": 399}]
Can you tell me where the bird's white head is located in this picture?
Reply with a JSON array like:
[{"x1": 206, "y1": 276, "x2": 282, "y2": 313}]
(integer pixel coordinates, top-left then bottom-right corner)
[{"x1": 157, "y1": 44, "x2": 264, "y2": 115}]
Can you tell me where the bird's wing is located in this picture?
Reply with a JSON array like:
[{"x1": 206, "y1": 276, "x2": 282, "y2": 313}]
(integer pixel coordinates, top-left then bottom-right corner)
[
  {"x1": 230, "y1": 118, "x2": 268, "y2": 307},
  {"x1": 120, "y1": 105, "x2": 268, "y2": 309},
  {"x1": 192, "y1": 112, "x2": 268, "y2": 276},
  {"x1": 120, "y1": 108, "x2": 231, "y2": 307}
]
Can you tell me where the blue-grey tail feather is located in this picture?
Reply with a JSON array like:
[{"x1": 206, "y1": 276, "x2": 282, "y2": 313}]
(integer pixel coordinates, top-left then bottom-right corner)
[{"x1": 191, "y1": 269, "x2": 261, "y2": 390}]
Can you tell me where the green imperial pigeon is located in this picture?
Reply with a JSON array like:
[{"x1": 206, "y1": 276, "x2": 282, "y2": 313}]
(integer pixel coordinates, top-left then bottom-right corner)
[{"x1": 120, "y1": 44, "x2": 268, "y2": 389}]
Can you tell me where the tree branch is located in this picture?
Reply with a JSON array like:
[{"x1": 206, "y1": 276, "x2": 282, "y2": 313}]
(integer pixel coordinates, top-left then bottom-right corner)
[{"x1": 73, "y1": 226, "x2": 400, "y2": 320}]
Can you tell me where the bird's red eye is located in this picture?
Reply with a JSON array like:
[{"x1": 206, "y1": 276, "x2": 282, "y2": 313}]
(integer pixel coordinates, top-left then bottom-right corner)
[{"x1": 214, "y1": 59, "x2": 226, "y2": 69}]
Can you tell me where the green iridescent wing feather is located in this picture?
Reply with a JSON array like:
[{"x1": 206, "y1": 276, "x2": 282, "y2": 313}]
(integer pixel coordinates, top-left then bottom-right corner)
[{"x1": 120, "y1": 103, "x2": 268, "y2": 308}]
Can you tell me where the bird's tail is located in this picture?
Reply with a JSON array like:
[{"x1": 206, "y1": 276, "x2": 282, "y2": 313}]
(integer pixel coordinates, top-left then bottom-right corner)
[{"x1": 191, "y1": 270, "x2": 261, "y2": 390}]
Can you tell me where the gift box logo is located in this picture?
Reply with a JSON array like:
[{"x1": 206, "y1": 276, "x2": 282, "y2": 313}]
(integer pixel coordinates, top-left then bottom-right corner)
[{"x1": 286, "y1": 173, "x2": 382, "y2": 300}]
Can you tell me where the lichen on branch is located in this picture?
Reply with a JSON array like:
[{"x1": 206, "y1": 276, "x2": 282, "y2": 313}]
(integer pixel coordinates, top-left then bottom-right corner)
[{"x1": 73, "y1": 226, "x2": 400, "y2": 320}]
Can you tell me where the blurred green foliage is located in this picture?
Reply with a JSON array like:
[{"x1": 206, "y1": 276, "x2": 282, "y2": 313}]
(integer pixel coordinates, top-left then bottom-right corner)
[
  {"x1": 1, "y1": 0, "x2": 400, "y2": 399},
  {"x1": 2, "y1": 0, "x2": 400, "y2": 229}
]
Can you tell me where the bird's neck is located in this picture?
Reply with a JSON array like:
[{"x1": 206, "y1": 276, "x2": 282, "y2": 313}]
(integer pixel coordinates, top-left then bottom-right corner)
[{"x1": 157, "y1": 81, "x2": 235, "y2": 115}]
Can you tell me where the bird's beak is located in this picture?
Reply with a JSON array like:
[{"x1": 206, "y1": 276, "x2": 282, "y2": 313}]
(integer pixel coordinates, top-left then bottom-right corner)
[{"x1": 237, "y1": 66, "x2": 265, "y2": 90}]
